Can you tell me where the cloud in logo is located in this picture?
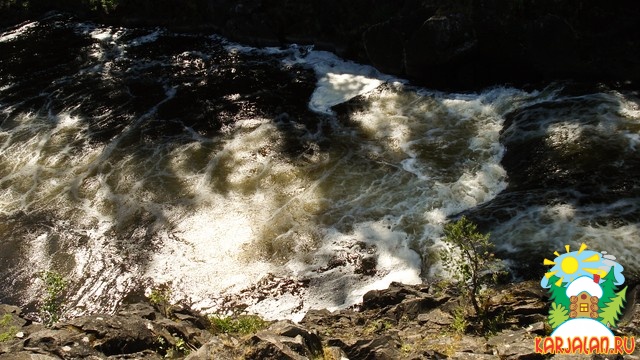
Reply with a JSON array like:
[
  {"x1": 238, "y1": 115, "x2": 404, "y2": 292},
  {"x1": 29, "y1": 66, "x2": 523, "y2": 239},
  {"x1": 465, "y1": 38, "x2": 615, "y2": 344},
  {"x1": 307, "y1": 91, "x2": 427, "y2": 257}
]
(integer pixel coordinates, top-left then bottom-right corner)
[{"x1": 540, "y1": 244, "x2": 625, "y2": 288}]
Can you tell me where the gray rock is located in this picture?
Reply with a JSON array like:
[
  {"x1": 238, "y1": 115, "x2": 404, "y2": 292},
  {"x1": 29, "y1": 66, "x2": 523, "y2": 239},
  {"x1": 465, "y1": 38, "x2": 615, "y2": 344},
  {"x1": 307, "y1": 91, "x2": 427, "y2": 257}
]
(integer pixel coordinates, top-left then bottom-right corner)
[
  {"x1": 245, "y1": 332, "x2": 308, "y2": 360},
  {"x1": 0, "y1": 352, "x2": 61, "y2": 360},
  {"x1": 184, "y1": 335, "x2": 238, "y2": 360},
  {"x1": 63, "y1": 315, "x2": 157, "y2": 356},
  {"x1": 487, "y1": 329, "x2": 544, "y2": 360},
  {"x1": 346, "y1": 334, "x2": 401, "y2": 360},
  {"x1": 268, "y1": 321, "x2": 322, "y2": 357}
]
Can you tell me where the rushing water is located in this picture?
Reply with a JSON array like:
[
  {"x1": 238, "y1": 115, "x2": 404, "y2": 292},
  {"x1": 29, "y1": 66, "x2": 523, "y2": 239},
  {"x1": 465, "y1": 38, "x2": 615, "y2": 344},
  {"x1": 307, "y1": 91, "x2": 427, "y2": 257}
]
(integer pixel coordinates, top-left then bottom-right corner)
[{"x1": 1, "y1": 15, "x2": 639, "y2": 321}]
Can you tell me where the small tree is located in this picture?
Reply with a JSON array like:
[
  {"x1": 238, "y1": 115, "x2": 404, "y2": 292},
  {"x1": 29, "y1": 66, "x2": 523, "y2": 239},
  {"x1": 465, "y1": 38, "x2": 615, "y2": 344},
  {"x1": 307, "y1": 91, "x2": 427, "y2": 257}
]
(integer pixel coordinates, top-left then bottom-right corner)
[
  {"x1": 440, "y1": 216, "x2": 501, "y2": 317},
  {"x1": 39, "y1": 271, "x2": 67, "y2": 326}
]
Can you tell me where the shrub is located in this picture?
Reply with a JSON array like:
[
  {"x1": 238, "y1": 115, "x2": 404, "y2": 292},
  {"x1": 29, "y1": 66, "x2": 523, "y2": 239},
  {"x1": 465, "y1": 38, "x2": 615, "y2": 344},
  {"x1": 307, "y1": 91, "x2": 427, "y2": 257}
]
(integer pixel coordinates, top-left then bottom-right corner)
[
  {"x1": 440, "y1": 216, "x2": 504, "y2": 319},
  {"x1": 148, "y1": 282, "x2": 173, "y2": 318},
  {"x1": 209, "y1": 314, "x2": 267, "y2": 335},
  {"x1": 39, "y1": 271, "x2": 67, "y2": 326}
]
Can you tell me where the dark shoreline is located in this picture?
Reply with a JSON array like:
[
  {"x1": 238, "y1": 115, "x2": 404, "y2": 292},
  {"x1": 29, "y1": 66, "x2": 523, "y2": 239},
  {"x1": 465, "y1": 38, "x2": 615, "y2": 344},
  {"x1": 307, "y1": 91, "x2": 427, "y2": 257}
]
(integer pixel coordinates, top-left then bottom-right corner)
[
  {"x1": 1, "y1": 281, "x2": 638, "y2": 359},
  {"x1": 2, "y1": 0, "x2": 639, "y2": 91}
]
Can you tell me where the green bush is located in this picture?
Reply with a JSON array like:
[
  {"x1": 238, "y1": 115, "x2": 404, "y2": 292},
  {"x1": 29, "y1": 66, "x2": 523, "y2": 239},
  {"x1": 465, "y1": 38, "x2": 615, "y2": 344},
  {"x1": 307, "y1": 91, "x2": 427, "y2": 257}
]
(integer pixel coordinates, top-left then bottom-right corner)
[
  {"x1": 148, "y1": 282, "x2": 173, "y2": 318},
  {"x1": 440, "y1": 216, "x2": 504, "y2": 320},
  {"x1": 0, "y1": 314, "x2": 18, "y2": 342},
  {"x1": 39, "y1": 270, "x2": 67, "y2": 326},
  {"x1": 209, "y1": 314, "x2": 267, "y2": 335}
]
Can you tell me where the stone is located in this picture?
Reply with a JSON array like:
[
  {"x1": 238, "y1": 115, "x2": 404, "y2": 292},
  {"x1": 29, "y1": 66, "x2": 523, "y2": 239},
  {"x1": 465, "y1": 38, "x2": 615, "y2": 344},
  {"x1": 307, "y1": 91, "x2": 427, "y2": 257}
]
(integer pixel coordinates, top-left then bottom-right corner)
[
  {"x1": 361, "y1": 281, "x2": 429, "y2": 310},
  {"x1": 417, "y1": 309, "x2": 454, "y2": 326},
  {"x1": 404, "y1": 13, "x2": 477, "y2": 82},
  {"x1": 487, "y1": 329, "x2": 544, "y2": 360},
  {"x1": 184, "y1": 335, "x2": 238, "y2": 360},
  {"x1": 245, "y1": 333, "x2": 308, "y2": 360},
  {"x1": 322, "y1": 346, "x2": 347, "y2": 360},
  {"x1": 0, "y1": 352, "x2": 61, "y2": 360},
  {"x1": 268, "y1": 321, "x2": 323, "y2": 357},
  {"x1": 64, "y1": 315, "x2": 157, "y2": 356},
  {"x1": 116, "y1": 303, "x2": 156, "y2": 321},
  {"x1": 345, "y1": 334, "x2": 401, "y2": 360},
  {"x1": 363, "y1": 22, "x2": 405, "y2": 74}
]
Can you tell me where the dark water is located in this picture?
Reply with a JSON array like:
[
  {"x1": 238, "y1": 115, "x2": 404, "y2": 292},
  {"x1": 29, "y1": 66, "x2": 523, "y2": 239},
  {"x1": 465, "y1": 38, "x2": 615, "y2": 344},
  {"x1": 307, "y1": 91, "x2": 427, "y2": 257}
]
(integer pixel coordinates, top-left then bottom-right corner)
[{"x1": 1, "y1": 14, "x2": 639, "y2": 320}]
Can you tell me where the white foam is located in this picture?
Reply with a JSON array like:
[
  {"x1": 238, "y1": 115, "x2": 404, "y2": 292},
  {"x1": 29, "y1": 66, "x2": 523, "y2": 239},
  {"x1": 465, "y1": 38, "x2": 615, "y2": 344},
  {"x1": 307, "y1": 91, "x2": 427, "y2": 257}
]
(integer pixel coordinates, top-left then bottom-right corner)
[
  {"x1": 129, "y1": 29, "x2": 163, "y2": 46},
  {"x1": 0, "y1": 21, "x2": 37, "y2": 43}
]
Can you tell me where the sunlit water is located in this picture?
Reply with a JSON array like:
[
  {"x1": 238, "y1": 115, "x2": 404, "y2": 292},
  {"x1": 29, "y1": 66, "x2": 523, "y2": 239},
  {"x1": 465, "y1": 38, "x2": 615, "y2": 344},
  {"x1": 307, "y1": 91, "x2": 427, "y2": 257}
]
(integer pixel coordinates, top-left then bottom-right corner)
[{"x1": 1, "y1": 15, "x2": 639, "y2": 321}]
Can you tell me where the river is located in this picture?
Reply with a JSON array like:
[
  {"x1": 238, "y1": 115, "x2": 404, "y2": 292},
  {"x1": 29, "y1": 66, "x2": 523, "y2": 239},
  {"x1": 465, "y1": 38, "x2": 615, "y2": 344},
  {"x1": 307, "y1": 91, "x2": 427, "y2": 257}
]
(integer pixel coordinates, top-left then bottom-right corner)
[{"x1": 1, "y1": 14, "x2": 638, "y2": 321}]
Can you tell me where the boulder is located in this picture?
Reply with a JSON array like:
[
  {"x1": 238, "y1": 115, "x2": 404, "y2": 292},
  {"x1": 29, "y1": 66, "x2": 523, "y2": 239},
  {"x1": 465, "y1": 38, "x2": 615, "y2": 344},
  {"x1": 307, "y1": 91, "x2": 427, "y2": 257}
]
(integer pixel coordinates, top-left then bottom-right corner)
[
  {"x1": 404, "y1": 13, "x2": 477, "y2": 84},
  {"x1": 363, "y1": 22, "x2": 405, "y2": 74},
  {"x1": 184, "y1": 335, "x2": 239, "y2": 360},
  {"x1": 63, "y1": 315, "x2": 157, "y2": 356}
]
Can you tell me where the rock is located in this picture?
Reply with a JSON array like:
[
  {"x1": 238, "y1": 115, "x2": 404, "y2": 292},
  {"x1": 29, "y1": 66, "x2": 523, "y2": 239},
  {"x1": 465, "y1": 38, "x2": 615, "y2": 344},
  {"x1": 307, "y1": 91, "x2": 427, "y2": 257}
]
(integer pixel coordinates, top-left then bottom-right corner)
[
  {"x1": 322, "y1": 346, "x2": 347, "y2": 360},
  {"x1": 451, "y1": 353, "x2": 500, "y2": 360},
  {"x1": 361, "y1": 281, "x2": 430, "y2": 310},
  {"x1": 63, "y1": 315, "x2": 157, "y2": 356},
  {"x1": 184, "y1": 335, "x2": 239, "y2": 360},
  {"x1": 0, "y1": 352, "x2": 61, "y2": 360},
  {"x1": 243, "y1": 321, "x2": 322, "y2": 360},
  {"x1": 363, "y1": 22, "x2": 405, "y2": 74},
  {"x1": 525, "y1": 14, "x2": 581, "y2": 78},
  {"x1": 417, "y1": 308, "x2": 454, "y2": 326},
  {"x1": 245, "y1": 333, "x2": 308, "y2": 360},
  {"x1": 268, "y1": 321, "x2": 323, "y2": 356},
  {"x1": 404, "y1": 13, "x2": 477, "y2": 84},
  {"x1": 345, "y1": 334, "x2": 401, "y2": 360},
  {"x1": 487, "y1": 329, "x2": 544, "y2": 360},
  {"x1": 116, "y1": 303, "x2": 157, "y2": 321}
]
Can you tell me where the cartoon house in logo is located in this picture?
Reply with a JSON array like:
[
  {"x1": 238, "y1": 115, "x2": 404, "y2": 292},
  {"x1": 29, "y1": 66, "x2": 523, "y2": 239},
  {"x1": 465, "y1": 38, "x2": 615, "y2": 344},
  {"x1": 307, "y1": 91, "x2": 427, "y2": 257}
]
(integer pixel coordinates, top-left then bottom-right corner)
[
  {"x1": 536, "y1": 244, "x2": 635, "y2": 354},
  {"x1": 566, "y1": 275, "x2": 601, "y2": 319}
]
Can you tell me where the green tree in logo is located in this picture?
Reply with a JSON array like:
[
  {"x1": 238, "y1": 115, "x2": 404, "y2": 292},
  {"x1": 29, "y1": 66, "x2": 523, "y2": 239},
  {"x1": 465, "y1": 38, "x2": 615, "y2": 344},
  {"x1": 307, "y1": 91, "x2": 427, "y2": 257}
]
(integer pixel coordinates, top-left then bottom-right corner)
[
  {"x1": 599, "y1": 286, "x2": 627, "y2": 328},
  {"x1": 598, "y1": 266, "x2": 618, "y2": 309},
  {"x1": 546, "y1": 274, "x2": 571, "y2": 311}
]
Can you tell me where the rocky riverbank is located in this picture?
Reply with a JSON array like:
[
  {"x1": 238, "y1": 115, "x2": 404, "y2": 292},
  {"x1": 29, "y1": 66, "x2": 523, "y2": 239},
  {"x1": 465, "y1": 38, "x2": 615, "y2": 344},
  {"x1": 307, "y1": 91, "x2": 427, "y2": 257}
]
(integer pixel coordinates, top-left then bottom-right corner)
[
  {"x1": 1, "y1": 0, "x2": 639, "y2": 89},
  {"x1": 1, "y1": 281, "x2": 638, "y2": 359}
]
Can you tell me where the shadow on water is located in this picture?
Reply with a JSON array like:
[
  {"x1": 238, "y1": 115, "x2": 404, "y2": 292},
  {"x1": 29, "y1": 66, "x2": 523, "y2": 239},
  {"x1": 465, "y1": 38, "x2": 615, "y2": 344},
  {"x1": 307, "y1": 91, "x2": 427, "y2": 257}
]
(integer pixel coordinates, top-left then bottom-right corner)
[
  {"x1": 0, "y1": 14, "x2": 324, "y2": 310},
  {"x1": 460, "y1": 84, "x2": 640, "y2": 281},
  {"x1": 2, "y1": 14, "x2": 639, "y2": 314}
]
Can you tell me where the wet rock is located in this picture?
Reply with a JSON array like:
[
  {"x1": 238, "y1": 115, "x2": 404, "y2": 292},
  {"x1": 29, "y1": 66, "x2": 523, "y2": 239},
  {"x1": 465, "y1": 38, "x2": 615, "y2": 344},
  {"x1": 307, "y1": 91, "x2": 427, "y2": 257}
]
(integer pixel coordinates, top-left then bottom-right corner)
[
  {"x1": 268, "y1": 321, "x2": 323, "y2": 356},
  {"x1": 0, "y1": 280, "x2": 569, "y2": 359},
  {"x1": 63, "y1": 315, "x2": 157, "y2": 356}
]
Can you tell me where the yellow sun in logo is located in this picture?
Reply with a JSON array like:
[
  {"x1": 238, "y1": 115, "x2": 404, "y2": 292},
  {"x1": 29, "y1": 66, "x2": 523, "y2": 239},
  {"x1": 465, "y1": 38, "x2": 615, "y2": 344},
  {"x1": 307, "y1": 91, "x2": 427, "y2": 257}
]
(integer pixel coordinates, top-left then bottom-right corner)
[{"x1": 560, "y1": 256, "x2": 579, "y2": 274}]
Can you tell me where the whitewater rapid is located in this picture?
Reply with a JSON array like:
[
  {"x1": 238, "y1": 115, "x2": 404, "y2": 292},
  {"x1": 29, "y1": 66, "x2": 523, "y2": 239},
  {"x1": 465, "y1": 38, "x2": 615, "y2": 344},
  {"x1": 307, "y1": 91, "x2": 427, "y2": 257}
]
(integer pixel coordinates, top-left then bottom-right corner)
[{"x1": 1, "y1": 17, "x2": 639, "y2": 321}]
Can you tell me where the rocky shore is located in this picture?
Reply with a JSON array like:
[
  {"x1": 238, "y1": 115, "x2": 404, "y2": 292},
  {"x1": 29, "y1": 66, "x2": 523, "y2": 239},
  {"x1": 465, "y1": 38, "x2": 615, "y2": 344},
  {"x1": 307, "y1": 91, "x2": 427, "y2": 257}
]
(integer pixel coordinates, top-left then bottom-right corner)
[{"x1": 1, "y1": 281, "x2": 638, "y2": 359}]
